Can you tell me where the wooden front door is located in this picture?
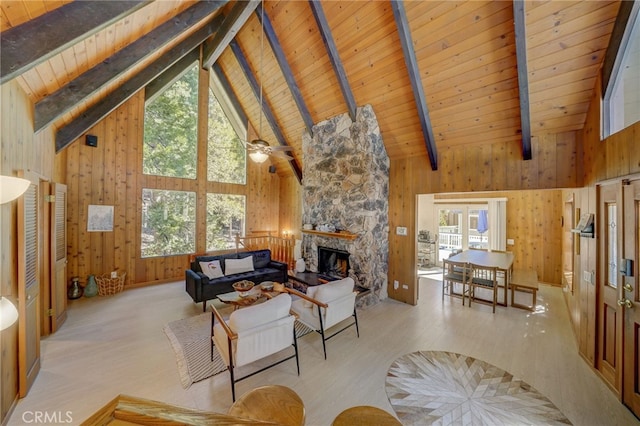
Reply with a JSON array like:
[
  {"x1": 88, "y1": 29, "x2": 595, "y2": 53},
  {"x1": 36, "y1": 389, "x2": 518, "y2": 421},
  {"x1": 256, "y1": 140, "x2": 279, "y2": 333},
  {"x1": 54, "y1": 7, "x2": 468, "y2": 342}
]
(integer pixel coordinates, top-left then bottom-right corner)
[
  {"x1": 596, "y1": 182, "x2": 622, "y2": 392},
  {"x1": 622, "y1": 179, "x2": 640, "y2": 415}
]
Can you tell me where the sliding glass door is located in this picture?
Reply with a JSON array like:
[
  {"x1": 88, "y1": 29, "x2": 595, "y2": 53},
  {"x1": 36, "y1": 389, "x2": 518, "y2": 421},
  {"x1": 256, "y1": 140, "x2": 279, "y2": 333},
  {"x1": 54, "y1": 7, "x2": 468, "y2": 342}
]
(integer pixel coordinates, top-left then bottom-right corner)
[
  {"x1": 437, "y1": 205, "x2": 489, "y2": 263},
  {"x1": 437, "y1": 208, "x2": 462, "y2": 260}
]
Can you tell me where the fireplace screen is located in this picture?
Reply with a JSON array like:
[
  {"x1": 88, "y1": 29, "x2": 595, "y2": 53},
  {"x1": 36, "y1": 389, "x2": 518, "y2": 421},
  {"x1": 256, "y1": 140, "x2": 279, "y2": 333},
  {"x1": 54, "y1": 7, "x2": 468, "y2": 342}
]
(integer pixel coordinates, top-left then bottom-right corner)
[{"x1": 318, "y1": 247, "x2": 350, "y2": 279}]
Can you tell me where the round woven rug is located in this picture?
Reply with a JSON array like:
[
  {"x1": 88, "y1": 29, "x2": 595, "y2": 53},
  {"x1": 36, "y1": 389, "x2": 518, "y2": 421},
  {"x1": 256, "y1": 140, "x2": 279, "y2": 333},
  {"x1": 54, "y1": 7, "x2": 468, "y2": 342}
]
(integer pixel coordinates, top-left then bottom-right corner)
[{"x1": 385, "y1": 351, "x2": 571, "y2": 425}]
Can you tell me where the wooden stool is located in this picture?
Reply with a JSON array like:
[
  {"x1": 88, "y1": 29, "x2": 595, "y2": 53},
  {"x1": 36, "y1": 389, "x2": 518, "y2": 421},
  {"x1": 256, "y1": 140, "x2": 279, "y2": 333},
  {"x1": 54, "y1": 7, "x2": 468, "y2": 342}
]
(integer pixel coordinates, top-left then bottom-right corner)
[
  {"x1": 228, "y1": 385, "x2": 305, "y2": 426},
  {"x1": 510, "y1": 269, "x2": 539, "y2": 311},
  {"x1": 332, "y1": 406, "x2": 401, "y2": 426}
]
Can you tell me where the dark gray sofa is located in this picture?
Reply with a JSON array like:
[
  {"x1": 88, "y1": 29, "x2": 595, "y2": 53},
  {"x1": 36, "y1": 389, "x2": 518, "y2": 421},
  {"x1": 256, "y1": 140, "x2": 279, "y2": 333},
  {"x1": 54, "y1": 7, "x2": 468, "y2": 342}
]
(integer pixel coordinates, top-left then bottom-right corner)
[{"x1": 185, "y1": 249, "x2": 288, "y2": 311}]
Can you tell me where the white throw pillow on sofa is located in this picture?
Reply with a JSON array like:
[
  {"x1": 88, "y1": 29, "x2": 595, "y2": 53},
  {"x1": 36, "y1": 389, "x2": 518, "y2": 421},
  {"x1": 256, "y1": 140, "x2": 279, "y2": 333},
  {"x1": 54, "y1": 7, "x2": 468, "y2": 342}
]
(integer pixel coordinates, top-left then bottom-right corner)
[
  {"x1": 225, "y1": 256, "x2": 254, "y2": 275},
  {"x1": 200, "y1": 260, "x2": 224, "y2": 279}
]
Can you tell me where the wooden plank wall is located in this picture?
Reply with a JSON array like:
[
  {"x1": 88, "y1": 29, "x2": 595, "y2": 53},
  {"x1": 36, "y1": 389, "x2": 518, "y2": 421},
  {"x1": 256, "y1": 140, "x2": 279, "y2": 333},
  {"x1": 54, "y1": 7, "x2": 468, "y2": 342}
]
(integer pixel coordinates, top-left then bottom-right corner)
[
  {"x1": 431, "y1": 190, "x2": 563, "y2": 282},
  {"x1": 0, "y1": 80, "x2": 54, "y2": 425},
  {"x1": 62, "y1": 87, "x2": 282, "y2": 288},
  {"x1": 386, "y1": 134, "x2": 579, "y2": 304},
  {"x1": 279, "y1": 174, "x2": 302, "y2": 240},
  {"x1": 562, "y1": 78, "x2": 640, "y2": 365}
]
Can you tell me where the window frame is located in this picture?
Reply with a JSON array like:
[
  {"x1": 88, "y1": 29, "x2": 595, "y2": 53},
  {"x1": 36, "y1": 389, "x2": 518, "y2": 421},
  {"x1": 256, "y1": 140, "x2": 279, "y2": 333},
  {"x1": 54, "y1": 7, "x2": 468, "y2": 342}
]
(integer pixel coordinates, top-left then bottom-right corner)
[
  {"x1": 140, "y1": 58, "x2": 251, "y2": 258},
  {"x1": 602, "y1": 2, "x2": 640, "y2": 138}
]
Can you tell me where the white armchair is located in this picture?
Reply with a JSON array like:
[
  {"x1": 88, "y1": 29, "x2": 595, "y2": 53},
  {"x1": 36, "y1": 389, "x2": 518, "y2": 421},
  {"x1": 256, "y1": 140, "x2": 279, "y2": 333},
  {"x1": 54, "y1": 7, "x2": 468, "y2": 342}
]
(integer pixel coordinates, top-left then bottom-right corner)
[
  {"x1": 289, "y1": 277, "x2": 359, "y2": 359},
  {"x1": 210, "y1": 293, "x2": 300, "y2": 401}
]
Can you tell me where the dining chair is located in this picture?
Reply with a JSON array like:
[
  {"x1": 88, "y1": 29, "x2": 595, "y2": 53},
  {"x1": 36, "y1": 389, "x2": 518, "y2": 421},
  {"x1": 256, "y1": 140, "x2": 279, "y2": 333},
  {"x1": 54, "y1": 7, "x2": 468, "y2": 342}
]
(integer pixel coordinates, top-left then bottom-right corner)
[
  {"x1": 469, "y1": 263, "x2": 498, "y2": 313},
  {"x1": 442, "y1": 259, "x2": 473, "y2": 305}
]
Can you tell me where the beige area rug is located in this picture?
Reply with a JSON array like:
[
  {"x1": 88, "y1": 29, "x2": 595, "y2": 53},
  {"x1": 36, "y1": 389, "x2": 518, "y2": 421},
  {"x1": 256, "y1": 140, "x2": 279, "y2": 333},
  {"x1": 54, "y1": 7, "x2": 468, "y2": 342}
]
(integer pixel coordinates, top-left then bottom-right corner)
[
  {"x1": 163, "y1": 313, "x2": 227, "y2": 388},
  {"x1": 386, "y1": 350, "x2": 572, "y2": 425},
  {"x1": 164, "y1": 312, "x2": 314, "y2": 388}
]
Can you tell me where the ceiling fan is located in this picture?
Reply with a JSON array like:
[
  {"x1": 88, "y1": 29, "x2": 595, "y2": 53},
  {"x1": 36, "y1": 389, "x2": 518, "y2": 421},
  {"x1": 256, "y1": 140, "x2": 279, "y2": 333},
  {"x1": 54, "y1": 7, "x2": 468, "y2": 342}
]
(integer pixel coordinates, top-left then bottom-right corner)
[
  {"x1": 246, "y1": 138, "x2": 293, "y2": 163},
  {"x1": 246, "y1": 0, "x2": 294, "y2": 165}
]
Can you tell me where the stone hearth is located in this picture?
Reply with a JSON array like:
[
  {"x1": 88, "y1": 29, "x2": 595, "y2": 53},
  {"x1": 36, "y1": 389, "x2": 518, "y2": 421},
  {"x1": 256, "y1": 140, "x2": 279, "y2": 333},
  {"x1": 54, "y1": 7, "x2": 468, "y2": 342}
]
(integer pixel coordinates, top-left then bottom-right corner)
[{"x1": 301, "y1": 105, "x2": 389, "y2": 307}]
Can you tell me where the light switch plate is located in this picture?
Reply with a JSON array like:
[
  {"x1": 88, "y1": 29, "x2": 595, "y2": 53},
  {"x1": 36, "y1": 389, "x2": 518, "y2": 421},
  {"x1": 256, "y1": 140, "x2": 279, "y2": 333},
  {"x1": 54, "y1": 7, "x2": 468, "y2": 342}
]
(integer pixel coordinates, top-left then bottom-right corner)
[
  {"x1": 396, "y1": 226, "x2": 407, "y2": 236},
  {"x1": 583, "y1": 271, "x2": 591, "y2": 283}
]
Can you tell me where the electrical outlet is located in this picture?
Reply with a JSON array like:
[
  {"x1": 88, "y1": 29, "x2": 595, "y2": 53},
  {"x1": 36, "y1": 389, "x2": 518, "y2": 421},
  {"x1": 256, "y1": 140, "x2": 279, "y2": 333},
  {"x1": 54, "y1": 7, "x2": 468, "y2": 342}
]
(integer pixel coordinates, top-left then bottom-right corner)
[
  {"x1": 396, "y1": 226, "x2": 407, "y2": 236},
  {"x1": 507, "y1": 238, "x2": 514, "y2": 245},
  {"x1": 393, "y1": 280, "x2": 399, "y2": 290},
  {"x1": 111, "y1": 271, "x2": 118, "y2": 278}
]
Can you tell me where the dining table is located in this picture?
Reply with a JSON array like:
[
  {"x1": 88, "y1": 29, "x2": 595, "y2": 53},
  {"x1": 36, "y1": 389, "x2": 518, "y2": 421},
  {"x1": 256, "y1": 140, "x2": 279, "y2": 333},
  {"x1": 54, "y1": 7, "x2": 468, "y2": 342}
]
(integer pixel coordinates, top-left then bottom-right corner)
[{"x1": 448, "y1": 249, "x2": 514, "y2": 306}]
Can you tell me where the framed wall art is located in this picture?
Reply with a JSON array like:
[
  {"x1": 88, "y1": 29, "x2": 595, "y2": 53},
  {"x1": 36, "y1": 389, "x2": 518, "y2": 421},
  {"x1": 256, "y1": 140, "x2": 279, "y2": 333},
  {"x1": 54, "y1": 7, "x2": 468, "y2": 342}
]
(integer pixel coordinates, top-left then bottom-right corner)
[{"x1": 87, "y1": 205, "x2": 114, "y2": 232}]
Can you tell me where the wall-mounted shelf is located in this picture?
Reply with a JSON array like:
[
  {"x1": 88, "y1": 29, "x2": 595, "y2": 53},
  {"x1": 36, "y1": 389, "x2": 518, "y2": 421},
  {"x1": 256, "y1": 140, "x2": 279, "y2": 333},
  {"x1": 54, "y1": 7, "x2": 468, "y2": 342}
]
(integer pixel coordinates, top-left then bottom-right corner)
[
  {"x1": 301, "y1": 229, "x2": 358, "y2": 240},
  {"x1": 571, "y1": 212, "x2": 594, "y2": 238}
]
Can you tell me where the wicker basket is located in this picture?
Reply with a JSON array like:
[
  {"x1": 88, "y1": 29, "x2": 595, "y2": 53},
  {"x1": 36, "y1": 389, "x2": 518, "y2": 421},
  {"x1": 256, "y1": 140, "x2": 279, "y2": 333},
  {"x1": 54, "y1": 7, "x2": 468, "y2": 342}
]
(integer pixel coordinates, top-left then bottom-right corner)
[{"x1": 96, "y1": 273, "x2": 126, "y2": 296}]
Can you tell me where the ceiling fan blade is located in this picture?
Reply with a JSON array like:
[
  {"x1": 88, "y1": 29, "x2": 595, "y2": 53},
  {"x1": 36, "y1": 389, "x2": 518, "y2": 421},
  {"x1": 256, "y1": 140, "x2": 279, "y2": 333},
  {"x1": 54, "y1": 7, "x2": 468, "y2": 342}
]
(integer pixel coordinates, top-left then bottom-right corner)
[
  {"x1": 269, "y1": 145, "x2": 294, "y2": 152},
  {"x1": 270, "y1": 151, "x2": 294, "y2": 160}
]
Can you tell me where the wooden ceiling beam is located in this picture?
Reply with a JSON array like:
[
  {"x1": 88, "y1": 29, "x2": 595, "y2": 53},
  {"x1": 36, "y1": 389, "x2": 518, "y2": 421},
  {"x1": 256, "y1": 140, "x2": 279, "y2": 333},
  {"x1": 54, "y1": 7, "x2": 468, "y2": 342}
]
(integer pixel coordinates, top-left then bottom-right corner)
[
  {"x1": 391, "y1": 0, "x2": 438, "y2": 171},
  {"x1": 35, "y1": 0, "x2": 227, "y2": 133},
  {"x1": 513, "y1": 0, "x2": 533, "y2": 161},
  {"x1": 144, "y1": 50, "x2": 199, "y2": 102},
  {"x1": 55, "y1": 16, "x2": 223, "y2": 152},
  {"x1": 229, "y1": 39, "x2": 303, "y2": 183},
  {"x1": 256, "y1": 3, "x2": 315, "y2": 135},
  {"x1": 202, "y1": 0, "x2": 260, "y2": 70},
  {"x1": 0, "y1": 0, "x2": 150, "y2": 84},
  {"x1": 308, "y1": 0, "x2": 357, "y2": 122}
]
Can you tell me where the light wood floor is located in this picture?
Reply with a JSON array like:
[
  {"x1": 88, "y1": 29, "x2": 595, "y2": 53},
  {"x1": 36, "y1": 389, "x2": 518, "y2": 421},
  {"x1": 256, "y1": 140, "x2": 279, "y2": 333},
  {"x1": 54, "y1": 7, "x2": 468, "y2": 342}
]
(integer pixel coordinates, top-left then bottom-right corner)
[{"x1": 7, "y1": 277, "x2": 640, "y2": 425}]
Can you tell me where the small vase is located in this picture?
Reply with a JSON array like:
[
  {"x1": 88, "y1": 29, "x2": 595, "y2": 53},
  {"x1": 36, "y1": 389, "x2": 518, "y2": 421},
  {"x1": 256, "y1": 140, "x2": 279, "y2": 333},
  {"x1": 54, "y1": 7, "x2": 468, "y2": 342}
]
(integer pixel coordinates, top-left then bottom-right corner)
[
  {"x1": 84, "y1": 274, "x2": 98, "y2": 297},
  {"x1": 67, "y1": 277, "x2": 83, "y2": 300},
  {"x1": 295, "y1": 258, "x2": 306, "y2": 273}
]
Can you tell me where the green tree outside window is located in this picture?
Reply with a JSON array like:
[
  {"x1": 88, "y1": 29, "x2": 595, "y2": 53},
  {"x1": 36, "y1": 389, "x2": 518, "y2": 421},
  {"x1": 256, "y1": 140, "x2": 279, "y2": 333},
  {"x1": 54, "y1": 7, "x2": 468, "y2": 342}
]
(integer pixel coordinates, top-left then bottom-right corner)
[
  {"x1": 141, "y1": 189, "x2": 196, "y2": 257},
  {"x1": 207, "y1": 194, "x2": 245, "y2": 251},
  {"x1": 208, "y1": 89, "x2": 246, "y2": 184},
  {"x1": 143, "y1": 65, "x2": 198, "y2": 179}
]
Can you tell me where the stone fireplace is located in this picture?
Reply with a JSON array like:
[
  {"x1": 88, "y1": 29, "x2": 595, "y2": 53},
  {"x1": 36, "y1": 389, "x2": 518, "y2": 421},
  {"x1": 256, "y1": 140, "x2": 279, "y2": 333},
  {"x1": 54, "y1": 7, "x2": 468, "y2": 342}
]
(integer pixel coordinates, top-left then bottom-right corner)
[
  {"x1": 317, "y1": 246, "x2": 350, "y2": 279},
  {"x1": 300, "y1": 104, "x2": 389, "y2": 307}
]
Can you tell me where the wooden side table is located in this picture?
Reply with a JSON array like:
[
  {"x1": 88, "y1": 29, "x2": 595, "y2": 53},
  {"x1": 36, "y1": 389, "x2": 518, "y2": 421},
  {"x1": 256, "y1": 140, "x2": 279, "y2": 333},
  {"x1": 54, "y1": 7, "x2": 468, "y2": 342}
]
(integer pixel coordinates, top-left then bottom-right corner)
[
  {"x1": 228, "y1": 385, "x2": 305, "y2": 426},
  {"x1": 332, "y1": 406, "x2": 401, "y2": 426}
]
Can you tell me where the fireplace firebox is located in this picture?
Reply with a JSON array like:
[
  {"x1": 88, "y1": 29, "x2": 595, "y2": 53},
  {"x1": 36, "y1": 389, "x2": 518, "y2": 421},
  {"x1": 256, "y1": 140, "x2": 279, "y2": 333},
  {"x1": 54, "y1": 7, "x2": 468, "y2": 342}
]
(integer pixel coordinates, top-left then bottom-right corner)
[{"x1": 318, "y1": 247, "x2": 350, "y2": 280}]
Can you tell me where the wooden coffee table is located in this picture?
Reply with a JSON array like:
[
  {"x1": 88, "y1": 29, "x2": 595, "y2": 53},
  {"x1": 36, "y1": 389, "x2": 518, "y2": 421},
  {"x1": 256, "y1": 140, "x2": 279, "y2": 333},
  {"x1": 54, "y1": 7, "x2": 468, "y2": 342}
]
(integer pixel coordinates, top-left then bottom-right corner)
[{"x1": 216, "y1": 285, "x2": 281, "y2": 309}]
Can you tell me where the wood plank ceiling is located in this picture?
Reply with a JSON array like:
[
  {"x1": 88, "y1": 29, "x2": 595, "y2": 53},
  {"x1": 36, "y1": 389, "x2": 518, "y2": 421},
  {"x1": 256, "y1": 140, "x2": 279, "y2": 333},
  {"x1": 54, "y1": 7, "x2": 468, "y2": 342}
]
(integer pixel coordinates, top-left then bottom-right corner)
[{"x1": 0, "y1": 0, "x2": 621, "y2": 177}]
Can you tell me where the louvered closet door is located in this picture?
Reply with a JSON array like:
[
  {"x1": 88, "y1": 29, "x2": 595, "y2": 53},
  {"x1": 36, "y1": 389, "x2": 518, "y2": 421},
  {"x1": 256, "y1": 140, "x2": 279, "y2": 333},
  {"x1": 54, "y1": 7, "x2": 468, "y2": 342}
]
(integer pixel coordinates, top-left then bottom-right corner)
[
  {"x1": 18, "y1": 171, "x2": 41, "y2": 397},
  {"x1": 50, "y1": 183, "x2": 67, "y2": 332}
]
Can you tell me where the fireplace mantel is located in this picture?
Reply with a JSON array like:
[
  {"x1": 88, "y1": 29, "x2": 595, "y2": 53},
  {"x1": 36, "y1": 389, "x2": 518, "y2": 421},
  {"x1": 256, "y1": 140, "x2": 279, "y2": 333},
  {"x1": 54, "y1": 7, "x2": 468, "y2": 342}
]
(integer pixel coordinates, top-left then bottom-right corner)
[{"x1": 301, "y1": 229, "x2": 358, "y2": 240}]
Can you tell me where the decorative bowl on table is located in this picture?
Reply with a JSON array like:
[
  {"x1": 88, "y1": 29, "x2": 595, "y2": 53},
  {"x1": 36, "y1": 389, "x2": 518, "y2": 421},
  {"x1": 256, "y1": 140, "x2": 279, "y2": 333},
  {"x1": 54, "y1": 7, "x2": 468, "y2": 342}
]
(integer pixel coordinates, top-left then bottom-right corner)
[
  {"x1": 232, "y1": 280, "x2": 255, "y2": 297},
  {"x1": 260, "y1": 281, "x2": 274, "y2": 291}
]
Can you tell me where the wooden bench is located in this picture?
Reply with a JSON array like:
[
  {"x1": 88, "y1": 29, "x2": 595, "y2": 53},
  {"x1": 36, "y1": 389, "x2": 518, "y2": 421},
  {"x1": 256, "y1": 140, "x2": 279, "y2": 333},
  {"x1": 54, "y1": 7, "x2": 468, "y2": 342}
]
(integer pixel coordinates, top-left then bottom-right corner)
[{"x1": 510, "y1": 269, "x2": 539, "y2": 311}]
